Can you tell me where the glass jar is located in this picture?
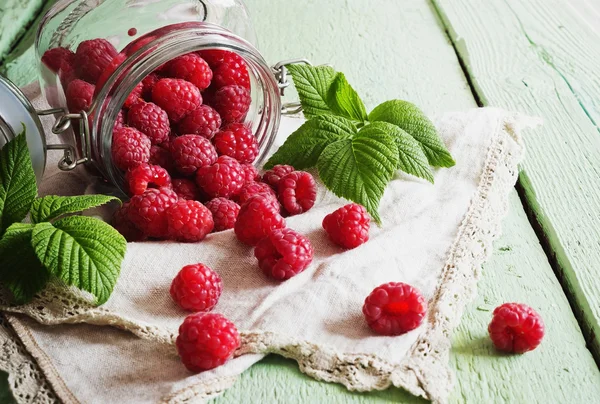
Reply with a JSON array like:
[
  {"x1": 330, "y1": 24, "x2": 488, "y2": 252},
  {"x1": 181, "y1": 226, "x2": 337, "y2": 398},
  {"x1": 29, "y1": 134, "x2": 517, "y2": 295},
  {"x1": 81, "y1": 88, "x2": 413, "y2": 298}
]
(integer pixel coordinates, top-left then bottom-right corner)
[{"x1": 0, "y1": 0, "x2": 297, "y2": 197}]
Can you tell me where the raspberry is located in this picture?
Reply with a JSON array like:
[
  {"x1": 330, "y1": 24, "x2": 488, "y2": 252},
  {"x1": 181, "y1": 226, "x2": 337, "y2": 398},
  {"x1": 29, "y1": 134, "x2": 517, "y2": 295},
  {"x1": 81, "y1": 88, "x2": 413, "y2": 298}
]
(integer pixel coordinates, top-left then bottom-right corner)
[
  {"x1": 172, "y1": 178, "x2": 202, "y2": 200},
  {"x1": 41, "y1": 47, "x2": 74, "y2": 73},
  {"x1": 241, "y1": 164, "x2": 260, "y2": 184},
  {"x1": 211, "y1": 54, "x2": 250, "y2": 89},
  {"x1": 177, "y1": 105, "x2": 221, "y2": 140},
  {"x1": 488, "y1": 303, "x2": 545, "y2": 353},
  {"x1": 278, "y1": 171, "x2": 317, "y2": 216},
  {"x1": 114, "y1": 109, "x2": 126, "y2": 131},
  {"x1": 166, "y1": 200, "x2": 214, "y2": 242},
  {"x1": 74, "y1": 39, "x2": 118, "y2": 84},
  {"x1": 58, "y1": 60, "x2": 77, "y2": 87},
  {"x1": 111, "y1": 202, "x2": 146, "y2": 242},
  {"x1": 262, "y1": 165, "x2": 295, "y2": 191},
  {"x1": 196, "y1": 156, "x2": 245, "y2": 199},
  {"x1": 152, "y1": 78, "x2": 202, "y2": 122},
  {"x1": 166, "y1": 53, "x2": 213, "y2": 91},
  {"x1": 234, "y1": 195, "x2": 286, "y2": 246},
  {"x1": 170, "y1": 264, "x2": 223, "y2": 311},
  {"x1": 149, "y1": 145, "x2": 175, "y2": 173},
  {"x1": 213, "y1": 123, "x2": 258, "y2": 164},
  {"x1": 198, "y1": 50, "x2": 239, "y2": 68},
  {"x1": 124, "y1": 81, "x2": 144, "y2": 108},
  {"x1": 127, "y1": 102, "x2": 170, "y2": 145},
  {"x1": 363, "y1": 282, "x2": 427, "y2": 336},
  {"x1": 254, "y1": 228, "x2": 313, "y2": 280},
  {"x1": 176, "y1": 312, "x2": 240, "y2": 372},
  {"x1": 125, "y1": 163, "x2": 171, "y2": 196},
  {"x1": 66, "y1": 79, "x2": 95, "y2": 113},
  {"x1": 171, "y1": 135, "x2": 218, "y2": 175},
  {"x1": 323, "y1": 203, "x2": 370, "y2": 249},
  {"x1": 127, "y1": 187, "x2": 178, "y2": 238},
  {"x1": 205, "y1": 198, "x2": 240, "y2": 232},
  {"x1": 212, "y1": 85, "x2": 251, "y2": 123},
  {"x1": 112, "y1": 127, "x2": 151, "y2": 171},
  {"x1": 141, "y1": 73, "x2": 161, "y2": 100},
  {"x1": 236, "y1": 181, "x2": 277, "y2": 206}
]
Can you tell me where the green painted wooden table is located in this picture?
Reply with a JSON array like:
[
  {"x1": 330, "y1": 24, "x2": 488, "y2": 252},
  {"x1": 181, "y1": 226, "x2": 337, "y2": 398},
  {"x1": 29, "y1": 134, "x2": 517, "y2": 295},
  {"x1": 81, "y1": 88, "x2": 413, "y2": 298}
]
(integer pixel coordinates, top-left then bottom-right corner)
[{"x1": 2, "y1": 0, "x2": 600, "y2": 402}]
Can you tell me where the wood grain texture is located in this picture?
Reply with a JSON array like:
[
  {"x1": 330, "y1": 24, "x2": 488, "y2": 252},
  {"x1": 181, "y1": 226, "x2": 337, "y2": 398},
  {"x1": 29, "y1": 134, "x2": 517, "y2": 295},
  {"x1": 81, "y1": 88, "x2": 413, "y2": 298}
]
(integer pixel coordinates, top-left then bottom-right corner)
[
  {"x1": 0, "y1": 0, "x2": 44, "y2": 63},
  {"x1": 432, "y1": 0, "x2": 600, "y2": 357}
]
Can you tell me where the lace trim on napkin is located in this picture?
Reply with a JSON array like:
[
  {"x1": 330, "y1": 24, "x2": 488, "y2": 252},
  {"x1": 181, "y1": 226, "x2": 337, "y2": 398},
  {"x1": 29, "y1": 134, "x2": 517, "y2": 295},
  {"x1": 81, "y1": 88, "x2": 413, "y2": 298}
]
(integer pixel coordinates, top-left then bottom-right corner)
[{"x1": 0, "y1": 113, "x2": 530, "y2": 404}]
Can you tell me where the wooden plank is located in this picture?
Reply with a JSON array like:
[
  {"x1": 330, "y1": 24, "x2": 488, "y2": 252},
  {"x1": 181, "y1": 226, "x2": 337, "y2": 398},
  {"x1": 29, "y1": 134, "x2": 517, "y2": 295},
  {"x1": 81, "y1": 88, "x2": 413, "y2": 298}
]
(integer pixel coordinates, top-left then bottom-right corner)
[
  {"x1": 0, "y1": 0, "x2": 45, "y2": 63},
  {"x1": 431, "y1": 0, "x2": 600, "y2": 357}
]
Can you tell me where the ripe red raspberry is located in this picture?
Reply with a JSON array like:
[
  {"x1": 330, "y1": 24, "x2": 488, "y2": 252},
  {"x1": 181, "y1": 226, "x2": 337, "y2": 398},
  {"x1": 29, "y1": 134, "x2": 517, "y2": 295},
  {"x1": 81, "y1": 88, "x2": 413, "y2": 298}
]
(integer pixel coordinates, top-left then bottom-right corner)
[
  {"x1": 172, "y1": 178, "x2": 202, "y2": 200},
  {"x1": 213, "y1": 123, "x2": 258, "y2": 164},
  {"x1": 254, "y1": 228, "x2": 313, "y2": 280},
  {"x1": 171, "y1": 135, "x2": 218, "y2": 175},
  {"x1": 127, "y1": 101, "x2": 170, "y2": 145},
  {"x1": 323, "y1": 203, "x2": 370, "y2": 249},
  {"x1": 126, "y1": 163, "x2": 171, "y2": 196},
  {"x1": 149, "y1": 145, "x2": 175, "y2": 172},
  {"x1": 241, "y1": 164, "x2": 260, "y2": 184},
  {"x1": 111, "y1": 202, "x2": 146, "y2": 242},
  {"x1": 170, "y1": 264, "x2": 223, "y2": 311},
  {"x1": 234, "y1": 195, "x2": 286, "y2": 246},
  {"x1": 363, "y1": 282, "x2": 427, "y2": 336},
  {"x1": 198, "y1": 50, "x2": 237, "y2": 67},
  {"x1": 262, "y1": 165, "x2": 295, "y2": 191},
  {"x1": 127, "y1": 187, "x2": 178, "y2": 238},
  {"x1": 41, "y1": 47, "x2": 75, "y2": 73},
  {"x1": 278, "y1": 171, "x2": 317, "y2": 216},
  {"x1": 211, "y1": 54, "x2": 250, "y2": 89},
  {"x1": 205, "y1": 198, "x2": 240, "y2": 232},
  {"x1": 212, "y1": 85, "x2": 251, "y2": 123},
  {"x1": 141, "y1": 73, "x2": 161, "y2": 100},
  {"x1": 196, "y1": 156, "x2": 245, "y2": 199},
  {"x1": 177, "y1": 105, "x2": 221, "y2": 140},
  {"x1": 236, "y1": 181, "x2": 277, "y2": 206},
  {"x1": 152, "y1": 78, "x2": 202, "y2": 122},
  {"x1": 74, "y1": 39, "x2": 118, "y2": 84},
  {"x1": 112, "y1": 127, "x2": 151, "y2": 171},
  {"x1": 166, "y1": 53, "x2": 213, "y2": 91},
  {"x1": 123, "y1": 81, "x2": 144, "y2": 108},
  {"x1": 66, "y1": 79, "x2": 94, "y2": 112},
  {"x1": 176, "y1": 312, "x2": 240, "y2": 372},
  {"x1": 488, "y1": 303, "x2": 545, "y2": 353},
  {"x1": 166, "y1": 200, "x2": 214, "y2": 242}
]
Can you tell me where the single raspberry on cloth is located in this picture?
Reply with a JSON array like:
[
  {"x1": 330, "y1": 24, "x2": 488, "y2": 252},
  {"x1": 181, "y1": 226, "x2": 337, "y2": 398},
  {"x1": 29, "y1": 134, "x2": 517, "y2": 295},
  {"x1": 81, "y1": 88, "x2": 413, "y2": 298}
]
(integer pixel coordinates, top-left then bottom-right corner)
[
  {"x1": 166, "y1": 200, "x2": 214, "y2": 242},
  {"x1": 241, "y1": 164, "x2": 260, "y2": 184},
  {"x1": 170, "y1": 263, "x2": 223, "y2": 311},
  {"x1": 112, "y1": 127, "x2": 151, "y2": 171},
  {"x1": 171, "y1": 135, "x2": 218, "y2": 176},
  {"x1": 125, "y1": 163, "x2": 171, "y2": 196},
  {"x1": 254, "y1": 228, "x2": 313, "y2": 280},
  {"x1": 177, "y1": 105, "x2": 222, "y2": 140},
  {"x1": 111, "y1": 202, "x2": 146, "y2": 242},
  {"x1": 234, "y1": 195, "x2": 285, "y2": 246},
  {"x1": 66, "y1": 79, "x2": 95, "y2": 113},
  {"x1": 363, "y1": 282, "x2": 428, "y2": 336},
  {"x1": 322, "y1": 203, "x2": 370, "y2": 249},
  {"x1": 278, "y1": 171, "x2": 317, "y2": 216},
  {"x1": 262, "y1": 164, "x2": 295, "y2": 191},
  {"x1": 205, "y1": 197, "x2": 240, "y2": 232},
  {"x1": 236, "y1": 181, "x2": 277, "y2": 206},
  {"x1": 212, "y1": 85, "x2": 251, "y2": 123},
  {"x1": 41, "y1": 47, "x2": 74, "y2": 73},
  {"x1": 165, "y1": 53, "x2": 213, "y2": 91},
  {"x1": 74, "y1": 38, "x2": 118, "y2": 84},
  {"x1": 127, "y1": 101, "x2": 170, "y2": 145},
  {"x1": 172, "y1": 178, "x2": 202, "y2": 201},
  {"x1": 176, "y1": 313, "x2": 240, "y2": 372},
  {"x1": 488, "y1": 303, "x2": 545, "y2": 353},
  {"x1": 127, "y1": 187, "x2": 178, "y2": 238},
  {"x1": 213, "y1": 123, "x2": 258, "y2": 164},
  {"x1": 152, "y1": 78, "x2": 202, "y2": 122},
  {"x1": 195, "y1": 156, "x2": 245, "y2": 199}
]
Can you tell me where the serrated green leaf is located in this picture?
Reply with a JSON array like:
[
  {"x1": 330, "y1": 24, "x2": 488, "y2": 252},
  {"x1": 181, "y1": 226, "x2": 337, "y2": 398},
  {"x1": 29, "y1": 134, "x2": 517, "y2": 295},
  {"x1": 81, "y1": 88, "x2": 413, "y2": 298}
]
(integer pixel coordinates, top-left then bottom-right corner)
[
  {"x1": 30, "y1": 195, "x2": 120, "y2": 224},
  {"x1": 264, "y1": 115, "x2": 357, "y2": 169},
  {"x1": 0, "y1": 129, "x2": 37, "y2": 235},
  {"x1": 368, "y1": 122, "x2": 434, "y2": 183},
  {"x1": 0, "y1": 223, "x2": 49, "y2": 304},
  {"x1": 328, "y1": 73, "x2": 368, "y2": 122},
  {"x1": 369, "y1": 100, "x2": 455, "y2": 168},
  {"x1": 317, "y1": 127, "x2": 399, "y2": 224},
  {"x1": 287, "y1": 64, "x2": 337, "y2": 119},
  {"x1": 31, "y1": 216, "x2": 126, "y2": 305}
]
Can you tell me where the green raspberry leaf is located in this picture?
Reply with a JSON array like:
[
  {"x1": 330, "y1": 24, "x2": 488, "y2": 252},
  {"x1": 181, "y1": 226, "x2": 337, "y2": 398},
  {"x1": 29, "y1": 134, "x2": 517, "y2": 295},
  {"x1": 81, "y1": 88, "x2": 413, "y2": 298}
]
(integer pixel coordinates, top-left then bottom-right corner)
[
  {"x1": 0, "y1": 223, "x2": 49, "y2": 304},
  {"x1": 368, "y1": 122, "x2": 434, "y2": 183},
  {"x1": 328, "y1": 73, "x2": 368, "y2": 122},
  {"x1": 369, "y1": 100, "x2": 455, "y2": 168},
  {"x1": 31, "y1": 216, "x2": 127, "y2": 305},
  {"x1": 0, "y1": 128, "x2": 37, "y2": 235},
  {"x1": 317, "y1": 125, "x2": 399, "y2": 224},
  {"x1": 264, "y1": 115, "x2": 357, "y2": 170},
  {"x1": 30, "y1": 195, "x2": 120, "y2": 224},
  {"x1": 287, "y1": 64, "x2": 337, "y2": 119}
]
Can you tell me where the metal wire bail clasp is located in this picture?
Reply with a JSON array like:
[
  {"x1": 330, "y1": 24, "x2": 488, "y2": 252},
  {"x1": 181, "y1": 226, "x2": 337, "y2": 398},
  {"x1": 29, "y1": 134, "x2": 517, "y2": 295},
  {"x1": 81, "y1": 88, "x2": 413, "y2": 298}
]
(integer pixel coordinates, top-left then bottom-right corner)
[
  {"x1": 272, "y1": 58, "x2": 313, "y2": 115},
  {"x1": 37, "y1": 108, "x2": 91, "y2": 171}
]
